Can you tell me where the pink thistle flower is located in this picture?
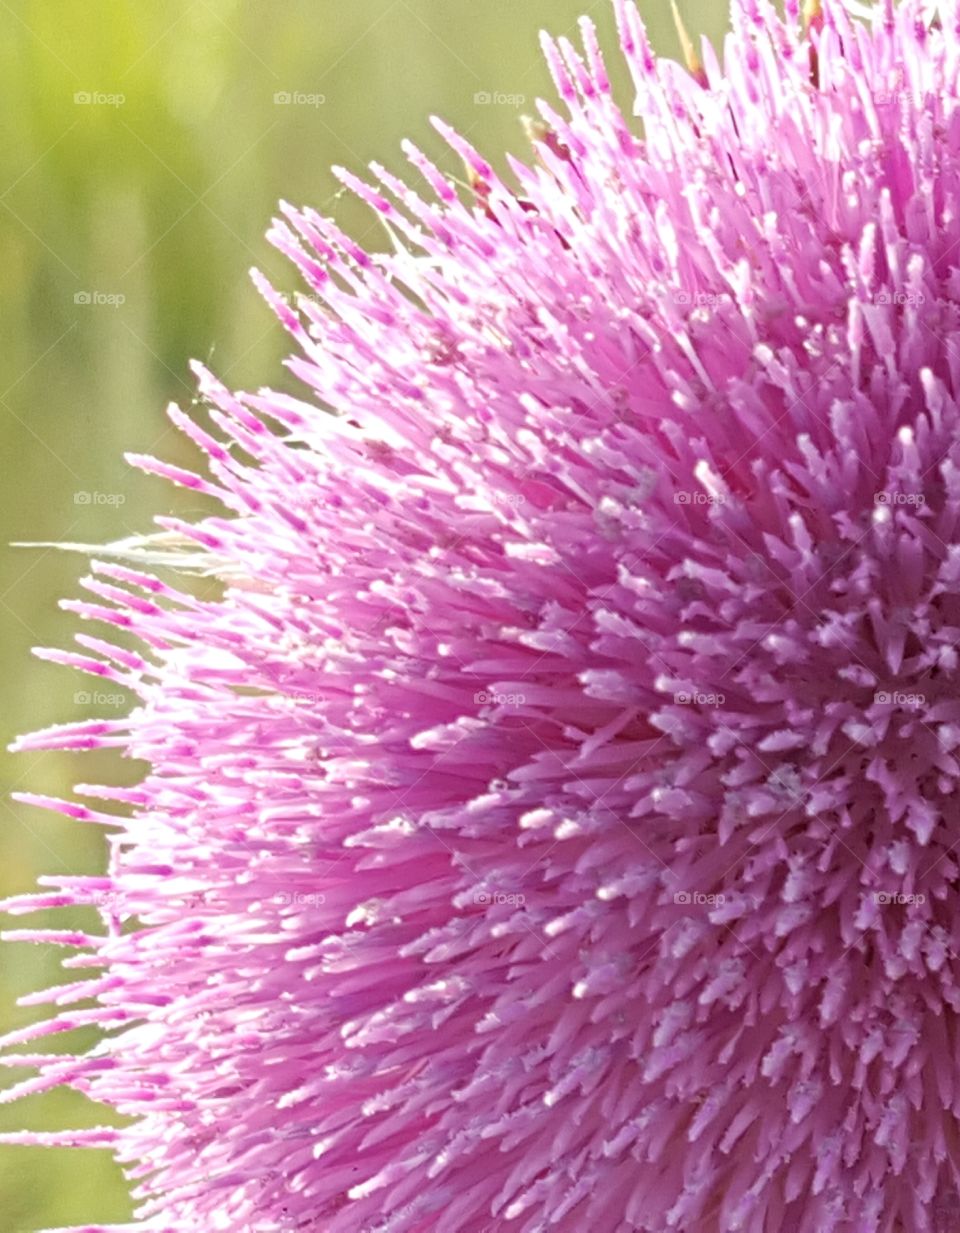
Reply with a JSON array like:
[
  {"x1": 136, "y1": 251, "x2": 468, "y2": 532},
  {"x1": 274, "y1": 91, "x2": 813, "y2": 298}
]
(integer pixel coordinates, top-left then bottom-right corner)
[{"x1": 5, "y1": 1, "x2": 960, "y2": 1229}]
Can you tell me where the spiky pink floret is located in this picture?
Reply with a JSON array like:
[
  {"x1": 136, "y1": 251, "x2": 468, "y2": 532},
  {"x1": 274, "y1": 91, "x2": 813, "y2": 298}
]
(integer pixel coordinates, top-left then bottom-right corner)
[{"x1": 6, "y1": 1, "x2": 960, "y2": 1230}]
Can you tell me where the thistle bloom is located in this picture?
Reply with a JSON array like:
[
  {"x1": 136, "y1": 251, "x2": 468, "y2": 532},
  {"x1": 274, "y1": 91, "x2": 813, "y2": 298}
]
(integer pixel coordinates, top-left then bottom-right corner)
[{"x1": 6, "y1": 1, "x2": 960, "y2": 1229}]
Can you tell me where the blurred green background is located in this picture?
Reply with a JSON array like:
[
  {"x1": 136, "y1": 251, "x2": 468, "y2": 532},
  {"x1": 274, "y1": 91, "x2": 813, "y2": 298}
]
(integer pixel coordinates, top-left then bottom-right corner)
[{"x1": 0, "y1": 1, "x2": 726, "y2": 1227}]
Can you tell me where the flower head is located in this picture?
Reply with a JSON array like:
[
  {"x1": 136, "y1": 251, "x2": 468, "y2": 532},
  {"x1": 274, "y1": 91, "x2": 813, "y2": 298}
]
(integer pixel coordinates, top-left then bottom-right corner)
[{"x1": 6, "y1": 1, "x2": 960, "y2": 1230}]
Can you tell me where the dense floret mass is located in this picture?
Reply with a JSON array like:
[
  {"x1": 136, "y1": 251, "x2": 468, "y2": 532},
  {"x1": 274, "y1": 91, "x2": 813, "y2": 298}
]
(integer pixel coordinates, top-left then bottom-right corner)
[{"x1": 7, "y1": 2, "x2": 960, "y2": 1230}]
